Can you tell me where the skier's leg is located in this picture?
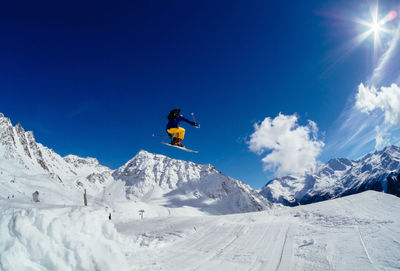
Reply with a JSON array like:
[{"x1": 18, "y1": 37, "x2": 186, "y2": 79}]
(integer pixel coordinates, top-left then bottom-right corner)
[
  {"x1": 175, "y1": 127, "x2": 185, "y2": 147},
  {"x1": 176, "y1": 127, "x2": 185, "y2": 140},
  {"x1": 167, "y1": 127, "x2": 185, "y2": 147},
  {"x1": 167, "y1": 127, "x2": 185, "y2": 140},
  {"x1": 167, "y1": 127, "x2": 185, "y2": 145}
]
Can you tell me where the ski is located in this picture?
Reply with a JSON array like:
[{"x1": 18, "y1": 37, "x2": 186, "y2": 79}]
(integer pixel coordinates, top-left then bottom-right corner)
[{"x1": 160, "y1": 142, "x2": 199, "y2": 153}]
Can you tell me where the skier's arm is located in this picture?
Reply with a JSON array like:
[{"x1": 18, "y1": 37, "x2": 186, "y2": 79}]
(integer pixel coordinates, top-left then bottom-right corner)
[{"x1": 177, "y1": 115, "x2": 197, "y2": 126}]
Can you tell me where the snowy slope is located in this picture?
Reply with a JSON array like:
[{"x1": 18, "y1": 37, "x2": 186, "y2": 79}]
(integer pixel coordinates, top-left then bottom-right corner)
[
  {"x1": 115, "y1": 191, "x2": 400, "y2": 270},
  {"x1": 2, "y1": 190, "x2": 399, "y2": 270},
  {"x1": 261, "y1": 145, "x2": 400, "y2": 206},
  {"x1": 113, "y1": 150, "x2": 271, "y2": 214}
]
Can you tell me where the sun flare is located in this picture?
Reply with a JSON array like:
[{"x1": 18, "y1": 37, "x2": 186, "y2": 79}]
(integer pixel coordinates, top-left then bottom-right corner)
[
  {"x1": 355, "y1": 5, "x2": 398, "y2": 55},
  {"x1": 370, "y1": 21, "x2": 382, "y2": 34}
]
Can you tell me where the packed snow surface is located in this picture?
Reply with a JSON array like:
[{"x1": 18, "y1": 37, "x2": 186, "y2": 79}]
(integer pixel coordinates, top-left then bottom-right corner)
[{"x1": 1, "y1": 191, "x2": 399, "y2": 270}]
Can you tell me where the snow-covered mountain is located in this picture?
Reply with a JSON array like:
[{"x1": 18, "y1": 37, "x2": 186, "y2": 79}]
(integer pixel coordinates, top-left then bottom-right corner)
[
  {"x1": 261, "y1": 145, "x2": 400, "y2": 206},
  {"x1": 0, "y1": 113, "x2": 111, "y2": 178},
  {"x1": 113, "y1": 150, "x2": 271, "y2": 214},
  {"x1": 0, "y1": 113, "x2": 114, "y2": 203}
]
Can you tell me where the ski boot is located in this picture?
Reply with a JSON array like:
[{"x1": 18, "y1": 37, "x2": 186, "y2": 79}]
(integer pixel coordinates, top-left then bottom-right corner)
[
  {"x1": 175, "y1": 138, "x2": 184, "y2": 147},
  {"x1": 170, "y1": 137, "x2": 179, "y2": 145}
]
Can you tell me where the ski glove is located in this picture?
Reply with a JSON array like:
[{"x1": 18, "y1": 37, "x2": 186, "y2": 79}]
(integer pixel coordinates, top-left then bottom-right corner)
[{"x1": 191, "y1": 122, "x2": 199, "y2": 127}]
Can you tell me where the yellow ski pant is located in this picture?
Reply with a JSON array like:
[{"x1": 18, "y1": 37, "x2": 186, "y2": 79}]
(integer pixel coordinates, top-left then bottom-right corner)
[{"x1": 167, "y1": 127, "x2": 185, "y2": 140}]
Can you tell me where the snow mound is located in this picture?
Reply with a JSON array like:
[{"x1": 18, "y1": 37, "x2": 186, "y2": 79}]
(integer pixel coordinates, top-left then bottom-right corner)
[{"x1": 0, "y1": 205, "x2": 130, "y2": 271}]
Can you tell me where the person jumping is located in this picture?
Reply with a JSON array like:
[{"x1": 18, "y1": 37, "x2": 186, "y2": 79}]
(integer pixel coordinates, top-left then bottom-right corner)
[{"x1": 166, "y1": 109, "x2": 198, "y2": 147}]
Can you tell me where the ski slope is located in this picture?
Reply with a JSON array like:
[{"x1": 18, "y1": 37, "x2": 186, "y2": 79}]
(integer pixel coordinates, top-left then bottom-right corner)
[
  {"x1": 1, "y1": 190, "x2": 399, "y2": 270},
  {"x1": 115, "y1": 191, "x2": 400, "y2": 270},
  {"x1": 1, "y1": 168, "x2": 399, "y2": 271}
]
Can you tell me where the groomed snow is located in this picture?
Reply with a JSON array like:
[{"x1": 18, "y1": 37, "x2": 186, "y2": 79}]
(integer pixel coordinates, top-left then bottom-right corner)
[{"x1": 1, "y1": 191, "x2": 399, "y2": 270}]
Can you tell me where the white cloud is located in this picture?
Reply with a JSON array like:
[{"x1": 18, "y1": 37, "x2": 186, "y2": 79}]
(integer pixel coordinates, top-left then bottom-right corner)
[
  {"x1": 355, "y1": 83, "x2": 400, "y2": 150},
  {"x1": 248, "y1": 113, "x2": 324, "y2": 177},
  {"x1": 355, "y1": 83, "x2": 400, "y2": 125},
  {"x1": 375, "y1": 127, "x2": 390, "y2": 150}
]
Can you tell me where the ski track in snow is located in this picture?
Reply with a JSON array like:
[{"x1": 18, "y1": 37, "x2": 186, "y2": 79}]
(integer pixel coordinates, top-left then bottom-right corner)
[
  {"x1": 357, "y1": 225, "x2": 374, "y2": 268},
  {"x1": 112, "y1": 191, "x2": 400, "y2": 271}
]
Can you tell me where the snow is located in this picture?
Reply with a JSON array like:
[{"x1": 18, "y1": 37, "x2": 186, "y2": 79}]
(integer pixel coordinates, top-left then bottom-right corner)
[
  {"x1": 114, "y1": 191, "x2": 400, "y2": 270},
  {"x1": 0, "y1": 204, "x2": 130, "y2": 271},
  {"x1": 1, "y1": 191, "x2": 399, "y2": 270}
]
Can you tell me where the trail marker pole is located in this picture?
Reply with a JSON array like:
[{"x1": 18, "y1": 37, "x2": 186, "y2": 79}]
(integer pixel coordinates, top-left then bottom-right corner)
[{"x1": 84, "y1": 189, "x2": 87, "y2": 206}]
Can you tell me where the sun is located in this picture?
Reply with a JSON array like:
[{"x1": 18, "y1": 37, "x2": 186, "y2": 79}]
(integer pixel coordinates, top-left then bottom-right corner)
[
  {"x1": 370, "y1": 21, "x2": 382, "y2": 34},
  {"x1": 355, "y1": 5, "x2": 397, "y2": 55}
]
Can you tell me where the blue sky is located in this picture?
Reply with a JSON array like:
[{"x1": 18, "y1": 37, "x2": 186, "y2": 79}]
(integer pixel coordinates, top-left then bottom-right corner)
[{"x1": 1, "y1": 0, "x2": 400, "y2": 188}]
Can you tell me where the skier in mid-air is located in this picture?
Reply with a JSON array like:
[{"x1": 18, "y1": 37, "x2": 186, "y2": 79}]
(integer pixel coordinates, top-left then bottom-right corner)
[{"x1": 166, "y1": 109, "x2": 198, "y2": 147}]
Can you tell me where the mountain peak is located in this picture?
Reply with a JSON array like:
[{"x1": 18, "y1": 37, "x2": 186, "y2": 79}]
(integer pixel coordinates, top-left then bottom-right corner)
[
  {"x1": 137, "y1": 149, "x2": 151, "y2": 155},
  {"x1": 64, "y1": 154, "x2": 100, "y2": 165},
  {"x1": 135, "y1": 149, "x2": 159, "y2": 159},
  {"x1": 326, "y1": 158, "x2": 353, "y2": 171},
  {"x1": 381, "y1": 145, "x2": 400, "y2": 154},
  {"x1": 0, "y1": 113, "x2": 12, "y2": 128},
  {"x1": 113, "y1": 150, "x2": 270, "y2": 213}
]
